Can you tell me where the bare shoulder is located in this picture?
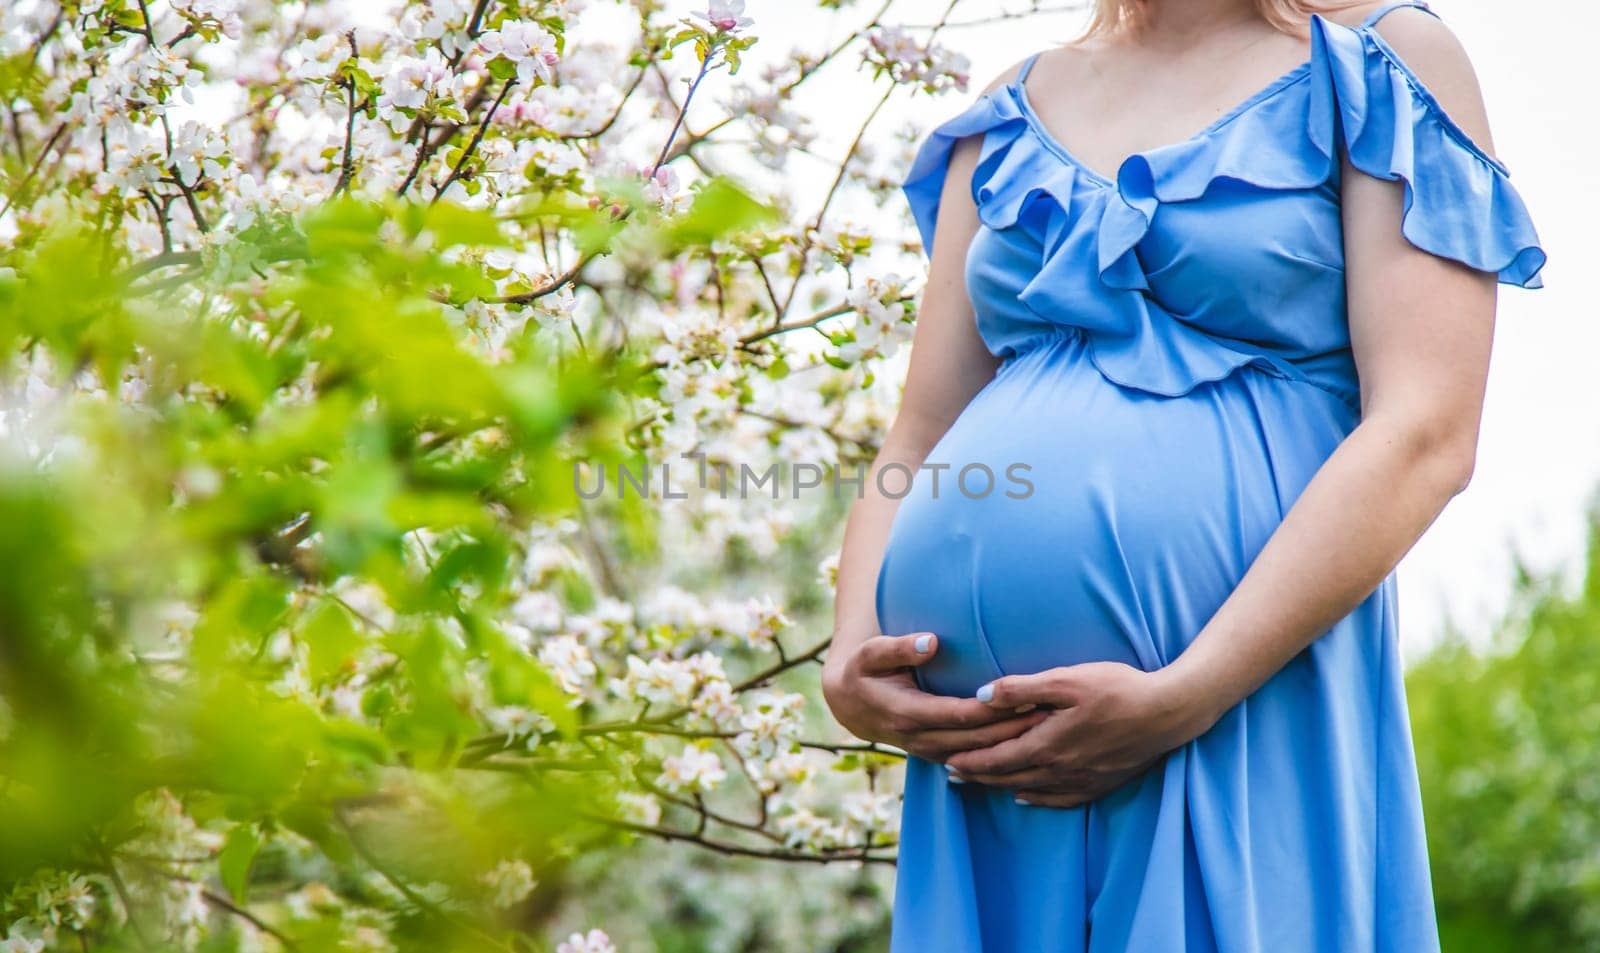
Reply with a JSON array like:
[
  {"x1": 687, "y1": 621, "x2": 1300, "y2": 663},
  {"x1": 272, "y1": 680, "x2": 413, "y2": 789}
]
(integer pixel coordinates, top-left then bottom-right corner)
[
  {"x1": 978, "y1": 38, "x2": 1103, "y2": 96},
  {"x1": 973, "y1": 51, "x2": 1037, "y2": 97},
  {"x1": 1365, "y1": 7, "x2": 1496, "y2": 157},
  {"x1": 1036, "y1": 36, "x2": 1107, "y2": 71},
  {"x1": 1317, "y1": 1, "x2": 1391, "y2": 29}
]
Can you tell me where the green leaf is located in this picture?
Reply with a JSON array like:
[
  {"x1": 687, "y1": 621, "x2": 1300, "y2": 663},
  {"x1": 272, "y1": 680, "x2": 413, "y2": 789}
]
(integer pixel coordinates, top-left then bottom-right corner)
[
  {"x1": 303, "y1": 601, "x2": 365, "y2": 686},
  {"x1": 415, "y1": 201, "x2": 511, "y2": 248},
  {"x1": 662, "y1": 177, "x2": 781, "y2": 248},
  {"x1": 486, "y1": 56, "x2": 518, "y2": 82},
  {"x1": 218, "y1": 823, "x2": 261, "y2": 904}
]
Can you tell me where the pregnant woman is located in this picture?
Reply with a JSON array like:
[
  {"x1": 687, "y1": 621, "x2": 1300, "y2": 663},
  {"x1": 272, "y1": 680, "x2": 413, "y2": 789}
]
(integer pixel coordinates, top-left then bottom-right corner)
[{"x1": 821, "y1": 0, "x2": 1546, "y2": 949}]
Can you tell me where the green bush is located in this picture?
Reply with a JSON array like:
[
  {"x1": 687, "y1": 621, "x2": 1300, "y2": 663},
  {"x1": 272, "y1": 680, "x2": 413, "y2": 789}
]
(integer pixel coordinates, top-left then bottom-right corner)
[{"x1": 1409, "y1": 501, "x2": 1600, "y2": 951}]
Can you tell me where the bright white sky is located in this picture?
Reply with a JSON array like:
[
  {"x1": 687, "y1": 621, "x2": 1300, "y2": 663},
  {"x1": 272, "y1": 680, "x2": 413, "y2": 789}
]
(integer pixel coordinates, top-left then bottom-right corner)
[{"x1": 725, "y1": 0, "x2": 1599, "y2": 658}]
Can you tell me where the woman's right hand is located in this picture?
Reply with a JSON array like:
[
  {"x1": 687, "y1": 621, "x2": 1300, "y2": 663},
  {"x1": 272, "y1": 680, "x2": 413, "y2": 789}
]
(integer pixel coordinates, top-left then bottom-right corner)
[{"x1": 821, "y1": 631, "x2": 1049, "y2": 762}]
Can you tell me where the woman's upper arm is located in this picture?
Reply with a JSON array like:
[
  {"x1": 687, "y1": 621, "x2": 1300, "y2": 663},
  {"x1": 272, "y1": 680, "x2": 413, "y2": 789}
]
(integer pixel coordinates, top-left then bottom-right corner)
[
  {"x1": 1342, "y1": 9, "x2": 1499, "y2": 449},
  {"x1": 890, "y1": 132, "x2": 1001, "y2": 454},
  {"x1": 887, "y1": 60, "x2": 1039, "y2": 455}
]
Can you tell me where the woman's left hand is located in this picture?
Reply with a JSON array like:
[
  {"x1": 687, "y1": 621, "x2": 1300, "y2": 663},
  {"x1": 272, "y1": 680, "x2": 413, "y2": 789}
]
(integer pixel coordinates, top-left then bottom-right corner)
[{"x1": 942, "y1": 661, "x2": 1217, "y2": 807}]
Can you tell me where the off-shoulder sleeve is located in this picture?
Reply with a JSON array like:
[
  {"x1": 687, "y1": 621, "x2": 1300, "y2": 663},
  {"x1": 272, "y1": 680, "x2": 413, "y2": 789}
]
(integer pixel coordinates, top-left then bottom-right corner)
[
  {"x1": 899, "y1": 93, "x2": 1005, "y2": 258},
  {"x1": 1307, "y1": 13, "x2": 1547, "y2": 288},
  {"x1": 902, "y1": 95, "x2": 985, "y2": 257},
  {"x1": 899, "y1": 88, "x2": 1081, "y2": 259}
]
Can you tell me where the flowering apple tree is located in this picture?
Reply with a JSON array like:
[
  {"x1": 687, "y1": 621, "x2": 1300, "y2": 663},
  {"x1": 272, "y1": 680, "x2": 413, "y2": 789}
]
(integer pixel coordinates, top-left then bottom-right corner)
[{"x1": 0, "y1": 0, "x2": 1068, "y2": 949}]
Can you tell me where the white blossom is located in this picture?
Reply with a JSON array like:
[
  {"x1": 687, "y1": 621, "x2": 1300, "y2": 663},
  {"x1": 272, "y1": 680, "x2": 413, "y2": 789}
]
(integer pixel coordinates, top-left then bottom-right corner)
[
  {"x1": 0, "y1": 932, "x2": 46, "y2": 953},
  {"x1": 538, "y1": 635, "x2": 598, "y2": 696},
  {"x1": 557, "y1": 929, "x2": 618, "y2": 953},
  {"x1": 866, "y1": 26, "x2": 970, "y2": 93},
  {"x1": 379, "y1": 48, "x2": 456, "y2": 130},
  {"x1": 611, "y1": 655, "x2": 690, "y2": 707},
  {"x1": 170, "y1": 120, "x2": 228, "y2": 187},
  {"x1": 171, "y1": 0, "x2": 244, "y2": 39},
  {"x1": 477, "y1": 21, "x2": 561, "y2": 85},
  {"x1": 840, "y1": 790, "x2": 899, "y2": 835},
  {"x1": 616, "y1": 792, "x2": 662, "y2": 826},
  {"x1": 659, "y1": 744, "x2": 727, "y2": 794},
  {"x1": 773, "y1": 806, "x2": 846, "y2": 850},
  {"x1": 734, "y1": 690, "x2": 806, "y2": 758},
  {"x1": 481, "y1": 859, "x2": 537, "y2": 909},
  {"x1": 485, "y1": 705, "x2": 556, "y2": 747}
]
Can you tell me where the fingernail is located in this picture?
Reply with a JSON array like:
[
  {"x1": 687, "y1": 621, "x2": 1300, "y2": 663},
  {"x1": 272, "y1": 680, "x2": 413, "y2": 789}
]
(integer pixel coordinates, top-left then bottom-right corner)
[
  {"x1": 1013, "y1": 797, "x2": 1031, "y2": 806},
  {"x1": 944, "y1": 765, "x2": 965, "y2": 784},
  {"x1": 914, "y1": 634, "x2": 932, "y2": 654},
  {"x1": 1015, "y1": 703, "x2": 1037, "y2": 713},
  {"x1": 975, "y1": 682, "x2": 995, "y2": 703}
]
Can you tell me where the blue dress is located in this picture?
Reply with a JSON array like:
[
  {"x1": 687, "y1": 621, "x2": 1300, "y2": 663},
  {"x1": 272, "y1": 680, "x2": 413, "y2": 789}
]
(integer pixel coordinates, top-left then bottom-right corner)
[{"x1": 874, "y1": 3, "x2": 1546, "y2": 951}]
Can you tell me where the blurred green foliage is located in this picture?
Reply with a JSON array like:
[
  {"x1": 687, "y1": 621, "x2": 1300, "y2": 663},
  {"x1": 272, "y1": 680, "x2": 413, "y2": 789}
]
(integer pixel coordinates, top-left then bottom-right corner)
[
  {"x1": 0, "y1": 191, "x2": 707, "y2": 949},
  {"x1": 1409, "y1": 503, "x2": 1600, "y2": 952}
]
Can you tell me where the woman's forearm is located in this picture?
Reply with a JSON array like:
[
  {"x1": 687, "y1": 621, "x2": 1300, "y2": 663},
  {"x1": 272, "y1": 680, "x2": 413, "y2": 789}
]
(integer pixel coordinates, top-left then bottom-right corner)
[{"x1": 1156, "y1": 413, "x2": 1477, "y2": 735}]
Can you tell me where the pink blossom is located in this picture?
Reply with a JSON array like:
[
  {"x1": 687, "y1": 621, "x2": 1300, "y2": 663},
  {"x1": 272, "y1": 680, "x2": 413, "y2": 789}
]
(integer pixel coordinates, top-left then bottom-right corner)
[{"x1": 692, "y1": 0, "x2": 754, "y2": 35}]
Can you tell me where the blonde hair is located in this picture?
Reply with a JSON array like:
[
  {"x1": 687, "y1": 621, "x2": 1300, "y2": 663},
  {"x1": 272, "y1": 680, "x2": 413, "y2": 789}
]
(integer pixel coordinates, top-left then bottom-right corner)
[{"x1": 1083, "y1": 0, "x2": 1372, "y2": 38}]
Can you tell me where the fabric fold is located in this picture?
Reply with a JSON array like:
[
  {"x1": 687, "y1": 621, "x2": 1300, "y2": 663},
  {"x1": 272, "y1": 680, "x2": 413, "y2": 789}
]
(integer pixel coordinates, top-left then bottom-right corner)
[
  {"x1": 900, "y1": 89, "x2": 1079, "y2": 259},
  {"x1": 1305, "y1": 12, "x2": 1547, "y2": 287}
]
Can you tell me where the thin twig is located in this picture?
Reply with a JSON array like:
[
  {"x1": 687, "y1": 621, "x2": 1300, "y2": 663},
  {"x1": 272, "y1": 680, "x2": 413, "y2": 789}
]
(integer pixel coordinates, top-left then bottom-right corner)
[
  {"x1": 492, "y1": 255, "x2": 590, "y2": 305},
  {"x1": 395, "y1": 119, "x2": 435, "y2": 196},
  {"x1": 650, "y1": 52, "x2": 715, "y2": 177},
  {"x1": 97, "y1": 848, "x2": 153, "y2": 950},
  {"x1": 431, "y1": 79, "x2": 516, "y2": 204},
  {"x1": 332, "y1": 32, "x2": 360, "y2": 196},
  {"x1": 575, "y1": 722, "x2": 899, "y2": 758},
  {"x1": 0, "y1": 121, "x2": 66, "y2": 217},
  {"x1": 585, "y1": 812, "x2": 895, "y2": 865},
  {"x1": 554, "y1": 62, "x2": 650, "y2": 141},
  {"x1": 334, "y1": 808, "x2": 517, "y2": 951},
  {"x1": 200, "y1": 890, "x2": 300, "y2": 950}
]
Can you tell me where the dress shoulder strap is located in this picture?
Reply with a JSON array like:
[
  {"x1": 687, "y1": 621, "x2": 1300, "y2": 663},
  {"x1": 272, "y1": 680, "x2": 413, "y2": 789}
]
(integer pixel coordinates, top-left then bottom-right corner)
[
  {"x1": 1358, "y1": 1, "x2": 1440, "y2": 29},
  {"x1": 1015, "y1": 51, "x2": 1043, "y2": 85}
]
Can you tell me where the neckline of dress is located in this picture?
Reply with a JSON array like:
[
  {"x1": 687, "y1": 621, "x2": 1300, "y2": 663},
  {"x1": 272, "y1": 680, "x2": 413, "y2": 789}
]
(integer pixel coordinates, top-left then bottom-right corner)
[{"x1": 1008, "y1": 46, "x2": 1315, "y2": 188}]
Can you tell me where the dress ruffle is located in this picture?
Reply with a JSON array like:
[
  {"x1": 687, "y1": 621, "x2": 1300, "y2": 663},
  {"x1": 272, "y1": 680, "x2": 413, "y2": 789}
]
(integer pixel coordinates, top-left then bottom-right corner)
[
  {"x1": 1082, "y1": 69, "x2": 1340, "y2": 399},
  {"x1": 900, "y1": 89, "x2": 1081, "y2": 259},
  {"x1": 898, "y1": 11, "x2": 1546, "y2": 401},
  {"x1": 1305, "y1": 13, "x2": 1547, "y2": 288}
]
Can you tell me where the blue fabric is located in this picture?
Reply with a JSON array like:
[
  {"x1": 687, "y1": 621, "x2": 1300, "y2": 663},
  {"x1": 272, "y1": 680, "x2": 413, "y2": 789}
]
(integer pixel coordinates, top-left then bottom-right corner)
[{"x1": 877, "y1": 9, "x2": 1545, "y2": 952}]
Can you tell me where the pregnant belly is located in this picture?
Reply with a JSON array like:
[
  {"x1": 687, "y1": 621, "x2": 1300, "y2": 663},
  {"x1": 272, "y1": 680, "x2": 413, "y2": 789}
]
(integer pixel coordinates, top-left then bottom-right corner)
[{"x1": 875, "y1": 332, "x2": 1313, "y2": 699}]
